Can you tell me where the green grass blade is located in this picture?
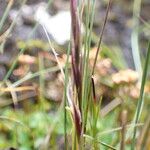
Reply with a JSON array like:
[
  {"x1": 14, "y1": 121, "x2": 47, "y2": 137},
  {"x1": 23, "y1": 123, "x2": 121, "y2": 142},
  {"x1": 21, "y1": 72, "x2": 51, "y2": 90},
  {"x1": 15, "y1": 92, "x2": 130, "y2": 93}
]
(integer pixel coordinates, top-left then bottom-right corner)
[
  {"x1": 92, "y1": 0, "x2": 112, "y2": 75},
  {"x1": 131, "y1": 42, "x2": 150, "y2": 149},
  {"x1": 97, "y1": 123, "x2": 143, "y2": 137},
  {"x1": 99, "y1": 141, "x2": 116, "y2": 150},
  {"x1": 82, "y1": 0, "x2": 96, "y2": 135},
  {"x1": 64, "y1": 44, "x2": 70, "y2": 149},
  {"x1": 131, "y1": 0, "x2": 142, "y2": 78}
]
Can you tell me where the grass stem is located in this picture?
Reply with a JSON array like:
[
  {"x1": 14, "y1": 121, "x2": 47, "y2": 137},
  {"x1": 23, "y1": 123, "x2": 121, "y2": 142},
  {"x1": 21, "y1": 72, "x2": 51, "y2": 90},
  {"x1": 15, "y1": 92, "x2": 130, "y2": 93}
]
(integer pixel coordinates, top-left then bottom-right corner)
[{"x1": 131, "y1": 42, "x2": 150, "y2": 149}]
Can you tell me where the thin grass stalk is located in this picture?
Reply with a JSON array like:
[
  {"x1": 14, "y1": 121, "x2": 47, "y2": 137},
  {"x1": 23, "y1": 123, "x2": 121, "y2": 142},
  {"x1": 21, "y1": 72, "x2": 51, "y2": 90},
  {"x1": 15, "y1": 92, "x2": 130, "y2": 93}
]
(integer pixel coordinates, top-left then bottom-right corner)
[
  {"x1": 93, "y1": 115, "x2": 98, "y2": 149},
  {"x1": 92, "y1": 0, "x2": 112, "y2": 75},
  {"x1": 70, "y1": 0, "x2": 80, "y2": 66},
  {"x1": 81, "y1": 79, "x2": 91, "y2": 149},
  {"x1": 43, "y1": 19, "x2": 70, "y2": 148},
  {"x1": 38, "y1": 53, "x2": 45, "y2": 108},
  {"x1": 131, "y1": 42, "x2": 150, "y2": 149},
  {"x1": 64, "y1": 44, "x2": 71, "y2": 149},
  {"x1": 67, "y1": 85, "x2": 82, "y2": 146},
  {"x1": 82, "y1": 1, "x2": 111, "y2": 147},
  {"x1": 0, "y1": 0, "x2": 14, "y2": 32},
  {"x1": 82, "y1": 0, "x2": 112, "y2": 144},
  {"x1": 136, "y1": 115, "x2": 150, "y2": 150},
  {"x1": 82, "y1": 0, "x2": 96, "y2": 135},
  {"x1": 84, "y1": 0, "x2": 96, "y2": 90},
  {"x1": 82, "y1": 0, "x2": 91, "y2": 129},
  {"x1": 120, "y1": 110, "x2": 127, "y2": 150},
  {"x1": 70, "y1": 1, "x2": 83, "y2": 145},
  {"x1": 0, "y1": 86, "x2": 35, "y2": 92},
  {"x1": 99, "y1": 141, "x2": 116, "y2": 150},
  {"x1": 96, "y1": 123, "x2": 143, "y2": 137},
  {"x1": 78, "y1": 0, "x2": 85, "y2": 23},
  {"x1": 82, "y1": 0, "x2": 90, "y2": 67},
  {"x1": 83, "y1": 0, "x2": 95, "y2": 95},
  {"x1": 70, "y1": 0, "x2": 82, "y2": 112},
  {"x1": 73, "y1": 103, "x2": 82, "y2": 142},
  {"x1": 83, "y1": 80, "x2": 91, "y2": 132},
  {"x1": 42, "y1": 25, "x2": 65, "y2": 78},
  {"x1": 84, "y1": 134, "x2": 116, "y2": 150},
  {"x1": 73, "y1": 128, "x2": 77, "y2": 150},
  {"x1": 70, "y1": 3, "x2": 83, "y2": 146},
  {"x1": 87, "y1": 0, "x2": 96, "y2": 55},
  {"x1": 82, "y1": 0, "x2": 95, "y2": 104},
  {"x1": 82, "y1": 0, "x2": 90, "y2": 72},
  {"x1": 92, "y1": 98, "x2": 102, "y2": 149}
]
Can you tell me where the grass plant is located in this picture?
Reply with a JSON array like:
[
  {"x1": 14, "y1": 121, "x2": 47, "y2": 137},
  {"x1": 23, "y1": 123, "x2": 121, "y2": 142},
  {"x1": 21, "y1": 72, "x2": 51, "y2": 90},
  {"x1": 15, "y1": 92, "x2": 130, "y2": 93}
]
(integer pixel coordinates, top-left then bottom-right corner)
[{"x1": 0, "y1": 0, "x2": 149, "y2": 149}]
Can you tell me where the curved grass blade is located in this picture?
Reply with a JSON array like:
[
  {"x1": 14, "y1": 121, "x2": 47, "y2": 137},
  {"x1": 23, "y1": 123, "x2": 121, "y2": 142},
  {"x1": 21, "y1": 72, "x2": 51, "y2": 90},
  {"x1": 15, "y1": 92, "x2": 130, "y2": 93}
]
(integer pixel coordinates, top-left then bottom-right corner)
[{"x1": 0, "y1": 116, "x2": 26, "y2": 128}]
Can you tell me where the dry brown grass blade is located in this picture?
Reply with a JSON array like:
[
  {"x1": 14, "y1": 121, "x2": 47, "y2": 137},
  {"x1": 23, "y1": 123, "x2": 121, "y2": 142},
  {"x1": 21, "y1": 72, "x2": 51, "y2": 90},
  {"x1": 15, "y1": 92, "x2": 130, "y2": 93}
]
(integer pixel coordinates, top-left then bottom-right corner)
[
  {"x1": 120, "y1": 110, "x2": 128, "y2": 150},
  {"x1": 0, "y1": 0, "x2": 14, "y2": 32},
  {"x1": 0, "y1": 86, "x2": 35, "y2": 92},
  {"x1": 0, "y1": 28, "x2": 10, "y2": 43},
  {"x1": 67, "y1": 81, "x2": 82, "y2": 140},
  {"x1": 7, "y1": 0, "x2": 14, "y2": 7},
  {"x1": 100, "y1": 98, "x2": 122, "y2": 117},
  {"x1": 0, "y1": 91, "x2": 37, "y2": 107},
  {"x1": 5, "y1": 80, "x2": 18, "y2": 108}
]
